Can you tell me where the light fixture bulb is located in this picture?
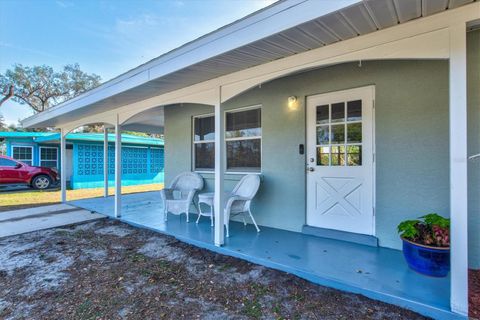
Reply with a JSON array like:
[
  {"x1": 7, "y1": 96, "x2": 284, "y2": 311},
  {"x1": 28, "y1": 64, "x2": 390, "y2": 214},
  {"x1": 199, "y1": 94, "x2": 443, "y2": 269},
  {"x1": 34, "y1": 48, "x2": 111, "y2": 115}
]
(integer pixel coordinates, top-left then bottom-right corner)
[{"x1": 288, "y1": 96, "x2": 298, "y2": 110}]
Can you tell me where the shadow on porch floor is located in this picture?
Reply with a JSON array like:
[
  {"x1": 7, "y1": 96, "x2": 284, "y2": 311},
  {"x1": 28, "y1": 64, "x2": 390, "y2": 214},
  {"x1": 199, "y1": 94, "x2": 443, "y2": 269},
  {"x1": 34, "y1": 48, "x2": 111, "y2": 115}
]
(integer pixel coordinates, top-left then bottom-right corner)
[{"x1": 69, "y1": 191, "x2": 460, "y2": 320}]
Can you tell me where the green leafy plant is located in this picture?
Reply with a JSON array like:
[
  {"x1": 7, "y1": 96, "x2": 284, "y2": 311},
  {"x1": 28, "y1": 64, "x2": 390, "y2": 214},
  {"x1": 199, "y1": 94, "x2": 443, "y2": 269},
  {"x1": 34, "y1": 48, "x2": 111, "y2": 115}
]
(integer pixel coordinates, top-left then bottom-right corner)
[
  {"x1": 397, "y1": 213, "x2": 450, "y2": 247},
  {"x1": 421, "y1": 213, "x2": 450, "y2": 228}
]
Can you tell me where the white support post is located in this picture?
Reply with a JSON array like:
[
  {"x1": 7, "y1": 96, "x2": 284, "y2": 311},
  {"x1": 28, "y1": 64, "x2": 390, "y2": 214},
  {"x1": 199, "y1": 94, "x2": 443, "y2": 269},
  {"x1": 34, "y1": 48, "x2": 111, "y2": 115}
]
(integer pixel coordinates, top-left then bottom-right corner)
[
  {"x1": 114, "y1": 117, "x2": 122, "y2": 218},
  {"x1": 214, "y1": 87, "x2": 225, "y2": 246},
  {"x1": 103, "y1": 126, "x2": 109, "y2": 198},
  {"x1": 60, "y1": 128, "x2": 67, "y2": 203},
  {"x1": 449, "y1": 23, "x2": 468, "y2": 316}
]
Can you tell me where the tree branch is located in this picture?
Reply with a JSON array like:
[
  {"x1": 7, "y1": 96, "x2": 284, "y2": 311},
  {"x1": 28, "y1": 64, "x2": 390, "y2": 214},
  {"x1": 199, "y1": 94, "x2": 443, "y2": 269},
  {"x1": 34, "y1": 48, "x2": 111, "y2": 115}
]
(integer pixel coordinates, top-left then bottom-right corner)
[
  {"x1": 0, "y1": 85, "x2": 14, "y2": 106},
  {"x1": 14, "y1": 94, "x2": 42, "y2": 113}
]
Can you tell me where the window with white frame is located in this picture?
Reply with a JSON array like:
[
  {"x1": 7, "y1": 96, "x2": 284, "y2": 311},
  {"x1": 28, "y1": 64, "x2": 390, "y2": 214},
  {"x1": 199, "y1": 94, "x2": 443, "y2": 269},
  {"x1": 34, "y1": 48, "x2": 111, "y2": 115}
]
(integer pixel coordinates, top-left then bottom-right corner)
[
  {"x1": 40, "y1": 147, "x2": 58, "y2": 168},
  {"x1": 12, "y1": 146, "x2": 33, "y2": 165},
  {"x1": 192, "y1": 107, "x2": 262, "y2": 172},
  {"x1": 193, "y1": 114, "x2": 215, "y2": 171},
  {"x1": 225, "y1": 107, "x2": 261, "y2": 172}
]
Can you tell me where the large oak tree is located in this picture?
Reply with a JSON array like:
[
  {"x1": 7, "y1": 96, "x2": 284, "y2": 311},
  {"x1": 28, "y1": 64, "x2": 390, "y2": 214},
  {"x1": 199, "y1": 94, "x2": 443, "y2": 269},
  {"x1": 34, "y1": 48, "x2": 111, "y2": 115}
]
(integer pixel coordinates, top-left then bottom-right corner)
[{"x1": 0, "y1": 64, "x2": 101, "y2": 113}]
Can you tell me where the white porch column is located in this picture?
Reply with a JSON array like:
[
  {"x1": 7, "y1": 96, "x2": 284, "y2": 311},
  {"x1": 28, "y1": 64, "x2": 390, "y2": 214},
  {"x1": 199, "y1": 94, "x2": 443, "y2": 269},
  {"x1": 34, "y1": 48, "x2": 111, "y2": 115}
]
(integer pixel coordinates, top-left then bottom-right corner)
[
  {"x1": 60, "y1": 128, "x2": 67, "y2": 203},
  {"x1": 214, "y1": 87, "x2": 225, "y2": 246},
  {"x1": 449, "y1": 23, "x2": 468, "y2": 316},
  {"x1": 114, "y1": 117, "x2": 122, "y2": 218},
  {"x1": 103, "y1": 126, "x2": 109, "y2": 198}
]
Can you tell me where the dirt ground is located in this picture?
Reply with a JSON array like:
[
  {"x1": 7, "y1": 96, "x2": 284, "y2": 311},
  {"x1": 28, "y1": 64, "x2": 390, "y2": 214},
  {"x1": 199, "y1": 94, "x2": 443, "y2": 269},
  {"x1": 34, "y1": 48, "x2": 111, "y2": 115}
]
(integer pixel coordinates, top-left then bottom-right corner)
[
  {"x1": 471, "y1": 269, "x2": 480, "y2": 319},
  {"x1": 0, "y1": 219, "x2": 431, "y2": 320}
]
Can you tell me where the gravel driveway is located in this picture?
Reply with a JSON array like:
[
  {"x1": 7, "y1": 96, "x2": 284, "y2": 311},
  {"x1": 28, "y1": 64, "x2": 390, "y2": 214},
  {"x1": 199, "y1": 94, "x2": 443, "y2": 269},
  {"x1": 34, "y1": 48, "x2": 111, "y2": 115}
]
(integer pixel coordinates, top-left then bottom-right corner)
[{"x1": 0, "y1": 219, "x2": 429, "y2": 319}]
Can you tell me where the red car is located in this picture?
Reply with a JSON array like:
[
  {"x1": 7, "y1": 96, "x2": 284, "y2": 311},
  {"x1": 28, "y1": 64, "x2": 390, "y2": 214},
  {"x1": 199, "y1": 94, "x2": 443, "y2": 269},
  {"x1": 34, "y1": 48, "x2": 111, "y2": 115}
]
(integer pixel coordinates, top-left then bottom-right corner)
[{"x1": 0, "y1": 155, "x2": 59, "y2": 190}]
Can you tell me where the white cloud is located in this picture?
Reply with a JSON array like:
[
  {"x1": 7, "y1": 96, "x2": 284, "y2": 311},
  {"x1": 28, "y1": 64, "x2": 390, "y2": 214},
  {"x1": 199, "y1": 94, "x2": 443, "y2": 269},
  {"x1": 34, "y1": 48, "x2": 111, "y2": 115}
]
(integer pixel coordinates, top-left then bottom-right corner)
[
  {"x1": 55, "y1": 0, "x2": 74, "y2": 8},
  {"x1": 115, "y1": 14, "x2": 161, "y2": 33},
  {"x1": 171, "y1": 0, "x2": 185, "y2": 8}
]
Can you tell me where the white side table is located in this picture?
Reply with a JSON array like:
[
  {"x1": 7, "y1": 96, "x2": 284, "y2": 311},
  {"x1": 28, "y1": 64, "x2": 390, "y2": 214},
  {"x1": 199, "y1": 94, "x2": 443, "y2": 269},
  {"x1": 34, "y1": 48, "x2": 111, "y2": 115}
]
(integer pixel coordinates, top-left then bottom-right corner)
[{"x1": 197, "y1": 192, "x2": 215, "y2": 226}]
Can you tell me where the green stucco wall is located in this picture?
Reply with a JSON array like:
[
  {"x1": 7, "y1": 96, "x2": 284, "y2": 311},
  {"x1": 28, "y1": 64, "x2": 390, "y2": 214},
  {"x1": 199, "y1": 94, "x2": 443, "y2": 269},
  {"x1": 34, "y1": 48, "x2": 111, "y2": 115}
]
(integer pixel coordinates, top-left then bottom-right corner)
[
  {"x1": 165, "y1": 32, "x2": 480, "y2": 268},
  {"x1": 468, "y1": 30, "x2": 480, "y2": 269}
]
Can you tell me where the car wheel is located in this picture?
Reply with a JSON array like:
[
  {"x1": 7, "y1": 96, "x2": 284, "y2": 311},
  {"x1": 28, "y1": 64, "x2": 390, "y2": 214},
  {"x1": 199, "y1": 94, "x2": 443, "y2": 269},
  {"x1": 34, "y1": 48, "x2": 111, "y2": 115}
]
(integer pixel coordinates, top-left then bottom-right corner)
[{"x1": 32, "y1": 175, "x2": 52, "y2": 190}]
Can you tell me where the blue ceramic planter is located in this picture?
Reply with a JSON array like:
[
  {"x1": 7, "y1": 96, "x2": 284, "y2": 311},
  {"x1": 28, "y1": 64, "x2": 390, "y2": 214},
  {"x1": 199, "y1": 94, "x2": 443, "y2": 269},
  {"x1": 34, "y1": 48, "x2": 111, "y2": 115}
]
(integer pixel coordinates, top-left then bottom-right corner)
[{"x1": 401, "y1": 238, "x2": 450, "y2": 277}]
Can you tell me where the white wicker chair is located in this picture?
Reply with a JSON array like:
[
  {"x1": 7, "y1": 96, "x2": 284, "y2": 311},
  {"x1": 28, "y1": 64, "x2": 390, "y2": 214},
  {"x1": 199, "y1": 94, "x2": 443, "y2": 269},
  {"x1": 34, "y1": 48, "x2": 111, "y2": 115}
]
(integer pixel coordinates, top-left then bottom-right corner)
[
  {"x1": 161, "y1": 172, "x2": 204, "y2": 222},
  {"x1": 224, "y1": 174, "x2": 261, "y2": 237}
]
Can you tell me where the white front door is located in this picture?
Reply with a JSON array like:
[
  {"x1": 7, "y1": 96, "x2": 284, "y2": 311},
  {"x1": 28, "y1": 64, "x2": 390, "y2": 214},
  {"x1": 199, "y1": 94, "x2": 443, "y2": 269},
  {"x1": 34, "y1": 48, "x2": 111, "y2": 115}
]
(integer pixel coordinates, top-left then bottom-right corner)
[{"x1": 306, "y1": 86, "x2": 375, "y2": 235}]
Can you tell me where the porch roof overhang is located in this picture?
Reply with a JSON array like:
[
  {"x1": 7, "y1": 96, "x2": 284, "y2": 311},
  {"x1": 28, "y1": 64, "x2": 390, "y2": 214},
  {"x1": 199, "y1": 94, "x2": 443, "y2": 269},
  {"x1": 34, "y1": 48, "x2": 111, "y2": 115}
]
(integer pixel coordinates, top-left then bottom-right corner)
[{"x1": 21, "y1": 0, "x2": 477, "y2": 130}]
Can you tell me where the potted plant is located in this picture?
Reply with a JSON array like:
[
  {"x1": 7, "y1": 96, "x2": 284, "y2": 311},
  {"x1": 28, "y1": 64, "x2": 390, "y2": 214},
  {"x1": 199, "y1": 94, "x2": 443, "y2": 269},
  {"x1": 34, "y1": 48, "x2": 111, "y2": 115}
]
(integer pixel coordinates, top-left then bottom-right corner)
[{"x1": 397, "y1": 213, "x2": 450, "y2": 277}]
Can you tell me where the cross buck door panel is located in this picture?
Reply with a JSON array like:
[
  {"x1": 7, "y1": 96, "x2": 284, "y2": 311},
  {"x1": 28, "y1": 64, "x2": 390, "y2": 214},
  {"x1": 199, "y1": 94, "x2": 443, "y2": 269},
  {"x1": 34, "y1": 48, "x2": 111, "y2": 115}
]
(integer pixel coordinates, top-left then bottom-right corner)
[{"x1": 306, "y1": 86, "x2": 374, "y2": 235}]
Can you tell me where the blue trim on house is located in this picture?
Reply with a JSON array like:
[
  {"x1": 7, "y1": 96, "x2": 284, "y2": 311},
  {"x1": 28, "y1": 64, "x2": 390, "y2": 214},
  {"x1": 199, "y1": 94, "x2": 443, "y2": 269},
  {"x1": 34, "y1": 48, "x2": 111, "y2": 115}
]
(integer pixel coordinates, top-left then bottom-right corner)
[
  {"x1": 0, "y1": 131, "x2": 164, "y2": 146},
  {"x1": 1, "y1": 132, "x2": 164, "y2": 189},
  {"x1": 0, "y1": 132, "x2": 53, "y2": 138}
]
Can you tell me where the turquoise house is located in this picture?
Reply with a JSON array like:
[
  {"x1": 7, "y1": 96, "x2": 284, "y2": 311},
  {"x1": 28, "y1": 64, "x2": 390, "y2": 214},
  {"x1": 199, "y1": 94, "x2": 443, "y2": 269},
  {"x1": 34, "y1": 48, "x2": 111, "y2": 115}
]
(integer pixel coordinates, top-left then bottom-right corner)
[{"x1": 0, "y1": 132, "x2": 164, "y2": 189}]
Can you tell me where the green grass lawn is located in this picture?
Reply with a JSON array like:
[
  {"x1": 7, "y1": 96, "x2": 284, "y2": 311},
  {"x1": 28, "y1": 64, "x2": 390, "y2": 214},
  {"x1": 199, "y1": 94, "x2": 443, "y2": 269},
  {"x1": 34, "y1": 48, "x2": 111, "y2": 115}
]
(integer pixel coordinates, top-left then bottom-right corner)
[{"x1": 0, "y1": 183, "x2": 163, "y2": 212}]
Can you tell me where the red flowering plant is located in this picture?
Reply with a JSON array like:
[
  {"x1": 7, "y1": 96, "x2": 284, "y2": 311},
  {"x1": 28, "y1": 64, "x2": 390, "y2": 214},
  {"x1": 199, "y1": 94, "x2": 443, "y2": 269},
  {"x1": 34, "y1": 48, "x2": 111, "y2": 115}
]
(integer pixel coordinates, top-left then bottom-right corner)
[{"x1": 397, "y1": 213, "x2": 450, "y2": 247}]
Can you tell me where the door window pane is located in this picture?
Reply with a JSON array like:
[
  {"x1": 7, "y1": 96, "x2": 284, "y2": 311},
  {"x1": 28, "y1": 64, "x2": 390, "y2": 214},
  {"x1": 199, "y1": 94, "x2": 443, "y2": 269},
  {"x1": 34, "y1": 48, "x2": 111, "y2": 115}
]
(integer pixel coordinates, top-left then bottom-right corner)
[
  {"x1": 194, "y1": 142, "x2": 214, "y2": 170},
  {"x1": 317, "y1": 146, "x2": 330, "y2": 166},
  {"x1": 347, "y1": 123, "x2": 362, "y2": 143},
  {"x1": 194, "y1": 116, "x2": 215, "y2": 141},
  {"x1": 313, "y1": 98, "x2": 363, "y2": 167},
  {"x1": 226, "y1": 139, "x2": 261, "y2": 172},
  {"x1": 331, "y1": 102, "x2": 345, "y2": 123},
  {"x1": 316, "y1": 105, "x2": 329, "y2": 124},
  {"x1": 347, "y1": 145, "x2": 362, "y2": 166},
  {"x1": 316, "y1": 125, "x2": 329, "y2": 145},
  {"x1": 347, "y1": 100, "x2": 362, "y2": 121},
  {"x1": 226, "y1": 108, "x2": 261, "y2": 138},
  {"x1": 331, "y1": 124, "x2": 345, "y2": 144},
  {"x1": 331, "y1": 146, "x2": 346, "y2": 166}
]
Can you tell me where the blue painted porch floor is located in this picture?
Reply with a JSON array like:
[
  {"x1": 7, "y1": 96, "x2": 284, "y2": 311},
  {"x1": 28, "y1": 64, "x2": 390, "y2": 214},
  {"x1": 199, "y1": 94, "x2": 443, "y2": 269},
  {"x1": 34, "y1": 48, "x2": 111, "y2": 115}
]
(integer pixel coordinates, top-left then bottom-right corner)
[{"x1": 70, "y1": 191, "x2": 459, "y2": 320}]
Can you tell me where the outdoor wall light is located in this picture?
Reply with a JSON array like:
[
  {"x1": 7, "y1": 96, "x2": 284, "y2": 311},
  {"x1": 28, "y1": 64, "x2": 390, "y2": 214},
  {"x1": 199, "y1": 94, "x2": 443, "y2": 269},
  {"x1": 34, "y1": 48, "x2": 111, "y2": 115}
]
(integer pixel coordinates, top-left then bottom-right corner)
[{"x1": 288, "y1": 95, "x2": 298, "y2": 110}]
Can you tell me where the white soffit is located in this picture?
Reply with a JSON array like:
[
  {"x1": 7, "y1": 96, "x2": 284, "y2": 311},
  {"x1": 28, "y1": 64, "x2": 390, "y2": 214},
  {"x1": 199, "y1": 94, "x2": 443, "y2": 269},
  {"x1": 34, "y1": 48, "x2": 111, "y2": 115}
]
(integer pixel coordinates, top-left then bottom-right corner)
[{"x1": 23, "y1": 0, "x2": 476, "y2": 128}]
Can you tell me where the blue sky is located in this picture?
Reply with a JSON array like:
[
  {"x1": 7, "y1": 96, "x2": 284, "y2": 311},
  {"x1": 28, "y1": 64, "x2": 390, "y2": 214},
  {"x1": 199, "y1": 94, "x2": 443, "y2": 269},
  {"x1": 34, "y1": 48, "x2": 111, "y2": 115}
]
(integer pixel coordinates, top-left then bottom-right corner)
[{"x1": 0, "y1": 0, "x2": 275, "y2": 125}]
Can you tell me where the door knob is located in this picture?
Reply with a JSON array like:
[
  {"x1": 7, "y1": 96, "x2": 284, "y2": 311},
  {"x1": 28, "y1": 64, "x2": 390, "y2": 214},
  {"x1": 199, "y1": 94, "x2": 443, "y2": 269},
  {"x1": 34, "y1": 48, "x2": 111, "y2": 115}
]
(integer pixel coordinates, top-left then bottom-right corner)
[{"x1": 308, "y1": 167, "x2": 315, "y2": 172}]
